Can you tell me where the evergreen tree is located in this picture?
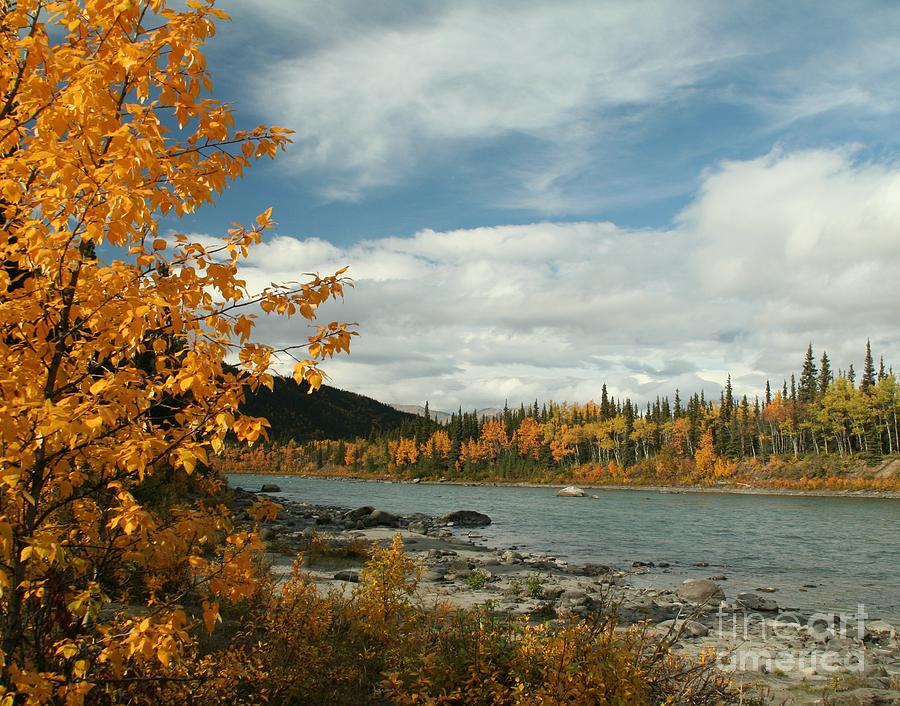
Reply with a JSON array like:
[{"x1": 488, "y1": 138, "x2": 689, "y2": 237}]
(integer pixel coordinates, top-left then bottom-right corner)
[
  {"x1": 864, "y1": 423, "x2": 883, "y2": 466},
  {"x1": 848, "y1": 364, "x2": 856, "y2": 387},
  {"x1": 817, "y1": 351, "x2": 832, "y2": 396},
  {"x1": 723, "y1": 375, "x2": 734, "y2": 420},
  {"x1": 799, "y1": 344, "x2": 818, "y2": 403},
  {"x1": 765, "y1": 379, "x2": 772, "y2": 406},
  {"x1": 674, "y1": 388, "x2": 682, "y2": 418},
  {"x1": 862, "y1": 339, "x2": 876, "y2": 392}
]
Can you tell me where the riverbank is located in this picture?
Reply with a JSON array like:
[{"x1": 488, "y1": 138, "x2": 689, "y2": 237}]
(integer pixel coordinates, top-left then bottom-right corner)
[
  {"x1": 229, "y1": 469, "x2": 900, "y2": 499},
  {"x1": 234, "y1": 485, "x2": 900, "y2": 706}
]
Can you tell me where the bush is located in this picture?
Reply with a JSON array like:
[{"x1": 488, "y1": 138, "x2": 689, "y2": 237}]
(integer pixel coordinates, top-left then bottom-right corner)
[{"x1": 169, "y1": 535, "x2": 768, "y2": 706}]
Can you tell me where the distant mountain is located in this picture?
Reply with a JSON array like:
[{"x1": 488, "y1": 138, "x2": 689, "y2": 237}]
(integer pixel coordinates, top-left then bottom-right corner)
[
  {"x1": 391, "y1": 404, "x2": 502, "y2": 422},
  {"x1": 241, "y1": 377, "x2": 418, "y2": 441},
  {"x1": 391, "y1": 405, "x2": 453, "y2": 423}
]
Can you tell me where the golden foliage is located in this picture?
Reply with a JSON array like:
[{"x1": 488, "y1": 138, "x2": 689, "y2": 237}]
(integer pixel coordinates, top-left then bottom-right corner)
[{"x1": 0, "y1": 0, "x2": 352, "y2": 700}]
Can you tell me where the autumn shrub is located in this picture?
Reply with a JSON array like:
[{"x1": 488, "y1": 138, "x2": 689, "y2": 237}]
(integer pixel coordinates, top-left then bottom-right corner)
[{"x1": 169, "y1": 536, "x2": 767, "y2": 706}]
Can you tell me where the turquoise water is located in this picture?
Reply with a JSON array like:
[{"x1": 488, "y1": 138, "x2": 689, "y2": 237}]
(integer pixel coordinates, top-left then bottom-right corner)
[{"x1": 229, "y1": 474, "x2": 900, "y2": 621}]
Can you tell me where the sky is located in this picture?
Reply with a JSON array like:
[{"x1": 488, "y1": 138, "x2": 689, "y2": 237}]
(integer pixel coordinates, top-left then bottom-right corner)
[{"x1": 170, "y1": 0, "x2": 900, "y2": 411}]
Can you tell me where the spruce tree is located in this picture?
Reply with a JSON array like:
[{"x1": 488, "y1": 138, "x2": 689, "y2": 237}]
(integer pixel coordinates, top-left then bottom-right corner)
[
  {"x1": 723, "y1": 375, "x2": 734, "y2": 419},
  {"x1": 862, "y1": 339, "x2": 876, "y2": 392},
  {"x1": 848, "y1": 364, "x2": 856, "y2": 387},
  {"x1": 864, "y1": 423, "x2": 883, "y2": 466},
  {"x1": 817, "y1": 351, "x2": 832, "y2": 396},
  {"x1": 799, "y1": 344, "x2": 818, "y2": 403},
  {"x1": 765, "y1": 379, "x2": 772, "y2": 406},
  {"x1": 600, "y1": 384, "x2": 610, "y2": 420}
]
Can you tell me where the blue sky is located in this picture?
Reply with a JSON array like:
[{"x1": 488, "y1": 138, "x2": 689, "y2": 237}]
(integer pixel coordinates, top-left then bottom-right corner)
[{"x1": 173, "y1": 1, "x2": 900, "y2": 410}]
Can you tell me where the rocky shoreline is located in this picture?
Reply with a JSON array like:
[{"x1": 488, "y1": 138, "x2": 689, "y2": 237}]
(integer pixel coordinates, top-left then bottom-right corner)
[{"x1": 233, "y1": 486, "x2": 900, "y2": 705}]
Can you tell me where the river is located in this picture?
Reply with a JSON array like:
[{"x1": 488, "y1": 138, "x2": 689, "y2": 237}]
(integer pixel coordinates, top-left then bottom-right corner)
[{"x1": 228, "y1": 474, "x2": 900, "y2": 621}]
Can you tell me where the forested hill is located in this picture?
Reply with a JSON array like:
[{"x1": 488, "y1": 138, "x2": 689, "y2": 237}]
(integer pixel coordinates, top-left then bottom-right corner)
[{"x1": 240, "y1": 377, "x2": 418, "y2": 441}]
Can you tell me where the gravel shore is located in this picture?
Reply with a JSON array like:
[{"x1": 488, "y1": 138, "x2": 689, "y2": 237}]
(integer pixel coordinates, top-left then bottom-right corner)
[{"x1": 233, "y1": 486, "x2": 900, "y2": 705}]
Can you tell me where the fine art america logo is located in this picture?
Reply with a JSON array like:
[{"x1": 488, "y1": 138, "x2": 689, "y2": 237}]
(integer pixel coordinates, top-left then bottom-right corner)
[{"x1": 711, "y1": 604, "x2": 895, "y2": 674}]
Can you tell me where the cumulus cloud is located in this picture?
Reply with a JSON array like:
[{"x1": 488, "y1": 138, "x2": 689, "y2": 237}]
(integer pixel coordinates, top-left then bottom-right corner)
[
  {"x1": 233, "y1": 0, "x2": 740, "y2": 201},
  {"x1": 217, "y1": 0, "x2": 900, "y2": 212},
  {"x1": 197, "y1": 148, "x2": 900, "y2": 410}
]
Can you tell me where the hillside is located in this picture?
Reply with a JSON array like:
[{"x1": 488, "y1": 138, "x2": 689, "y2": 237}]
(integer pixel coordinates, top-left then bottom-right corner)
[{"x1": 241, "y1": 377, "x2": 418, "y2": 441}]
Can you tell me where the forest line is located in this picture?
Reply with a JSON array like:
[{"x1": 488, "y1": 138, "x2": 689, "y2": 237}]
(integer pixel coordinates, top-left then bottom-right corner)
[{"x1": 218, "y1": 342, "x2": 900, "y2": 491}]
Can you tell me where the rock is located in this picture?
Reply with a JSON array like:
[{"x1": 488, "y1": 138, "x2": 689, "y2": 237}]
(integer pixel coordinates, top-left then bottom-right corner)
[
  {"x1": 333, "y1": 570, "x2": 359, "y2": 582},
  {"x1": 657, "y1": 562, "x2": 671, "y2": 568},
  {"x1": 826, "y1": 687, "x2": 900, "y2": 705},
  {"x1": 260, "y1": 527, "x2": 278, "y2": 541},
  {"x1": 355, "y1": 519, "x2": 365, "y2": 530},
  {"x1": 560, "y1": 590, "x2": 588, "y2": 606},
  {"x1": 755, "y1": 586, "x2": 777, "y2": 593},
  {"x1": 440, "y1": 510, "x2": 492, "y2": 527},
  {"x1": 575, "y1": 563, "x2": 611, "y2": 576},
  {"x1": 301, "y1": 527, "x2": 315, "y2": 539},
  {"x1": 707, "y1": 574, "x2": 727, "y2": 581},
  {"x1": 422, "y1": 570, "x2": 446, "y2": 582},
  {"x1": 675, "y1": 579, "x2": 725, "y2": 604},
  {"x1": 260, "y1": 483, "x2": 281, "y2": 493},
  {"x1": 556, "y1": 486, "x2": 586, "y2": 497},
  {"x1": 735, "y1": 592, "x2": 778, "y2": 612},
  {"x1": 369, "y1": 509, "x2": 398, "y2": 526},
  {"x1": 542, "y1": 586, "x2": 564, "y2": 600},
  {"x1": 657, "y1": 619, "x2": 709, "y2": 638},
  {"x1": 865, "y1": 620, "x2": 897, "y2": 642},
  {"x1": 408, "y1": 521, "x2": 428, "y2": 534},
  {"x1": 344, "y1": 506, "x2": 374, "y2": 520}
]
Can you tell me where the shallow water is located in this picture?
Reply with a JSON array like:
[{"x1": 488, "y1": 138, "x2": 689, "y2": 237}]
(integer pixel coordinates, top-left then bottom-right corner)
[{"x1": 229, "y1": 474, "x2": 900, "y2": 621}]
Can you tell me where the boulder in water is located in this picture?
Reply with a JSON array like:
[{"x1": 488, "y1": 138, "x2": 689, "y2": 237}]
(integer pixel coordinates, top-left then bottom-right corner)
[
  {"x1": 441, "y1": 510, "x2": 491, "y2": 527},
  {"x1": 556, "y1": 486, "x2": 586, "y2": 497},
  {"x1": 260, "y1": 483, "x2": 281, "y2": 493}
]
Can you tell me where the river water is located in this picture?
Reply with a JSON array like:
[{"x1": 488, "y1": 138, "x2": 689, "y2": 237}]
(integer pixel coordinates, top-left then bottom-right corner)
[{"x1": 229, "y1": 474, "x2": 900, "y2": 621}]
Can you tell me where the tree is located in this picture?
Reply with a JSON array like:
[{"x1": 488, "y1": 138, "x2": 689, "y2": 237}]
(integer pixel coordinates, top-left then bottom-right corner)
[
  {"x1": 817, "y1": 351, "x2": 832, "y2": 397},
  {"x1": 862, "y1": 339, "x2": 876, "y2": 392},
  {"x1": 0, "y1": 1, "x2": 353, "y2": 701},
  {"x1": 799, "y1": 343, "x2": 818, "y2": 403}
]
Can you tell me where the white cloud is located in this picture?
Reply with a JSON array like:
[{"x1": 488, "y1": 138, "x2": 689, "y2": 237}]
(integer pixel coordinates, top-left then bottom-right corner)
[
  {"x1": 239, "y1": 0, "x2": 740, "y2": 199},
  {"x1": 219, "y1": 0, "x2": 900, "y2": 212},
  {"x1": 212, "y1": 148, "x2": 900, "y2": 410}
]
